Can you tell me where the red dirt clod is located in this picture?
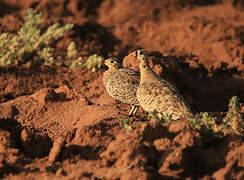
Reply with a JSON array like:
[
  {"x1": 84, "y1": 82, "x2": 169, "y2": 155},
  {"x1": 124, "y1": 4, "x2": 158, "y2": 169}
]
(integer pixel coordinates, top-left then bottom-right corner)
[{"x1": 48, "y1": 136, "x2": 65, "y2": 163}]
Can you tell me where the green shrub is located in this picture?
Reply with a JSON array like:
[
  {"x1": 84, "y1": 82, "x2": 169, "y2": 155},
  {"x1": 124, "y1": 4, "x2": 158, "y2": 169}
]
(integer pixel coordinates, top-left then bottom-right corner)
[
  {"x1": 118, "y1": 118, "x2": 134, "y2": 131},
  {"x1": 85, "y1": 54, "x2": 103, "y2": 72},
  {"x1": 188, "y1": 112, "x2": 220, "y2": 135},
  {"x1": 67, "y1": 41, "x2": 83, "y2": 69},
  {"x1": 0, "y1": 8, "x2": 73, "y2": 67},
  {"x1": 188, "y1": 96, "x2": 243, "y2": 136},
  {"x1": 67, "y1": 41, "x2": 78, "y2": 61},
  {"x1": 0, "y1": 8, "x2": 105, "y2": 72},
  {"x1": 223, "y1": 96, "x2": 243, "y2": 135},
  {"x1": 148, "y1": 109, "x2": 173, "y2": 124},
  {"x1": 67, "y1": 43, "x2": 103, "y2": 71}
]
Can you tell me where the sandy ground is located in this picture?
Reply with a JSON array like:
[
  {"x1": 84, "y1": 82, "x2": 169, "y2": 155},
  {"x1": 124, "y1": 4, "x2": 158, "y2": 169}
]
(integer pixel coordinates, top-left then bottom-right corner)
[{"x1": 0, "y1": 0, "x2": 244, "y2": 179}]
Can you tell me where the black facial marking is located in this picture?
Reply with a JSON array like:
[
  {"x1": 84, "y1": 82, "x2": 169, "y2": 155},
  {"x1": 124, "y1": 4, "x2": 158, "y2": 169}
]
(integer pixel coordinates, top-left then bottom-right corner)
[{"x1": 141, "y1": 50, "x2": 148, "y2": 59}]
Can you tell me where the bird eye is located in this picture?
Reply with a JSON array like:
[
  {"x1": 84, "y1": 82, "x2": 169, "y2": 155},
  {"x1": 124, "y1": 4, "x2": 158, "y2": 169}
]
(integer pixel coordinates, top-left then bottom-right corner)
[{"x1": 111, "y1": 60, "x2": 114, "y2": 63}]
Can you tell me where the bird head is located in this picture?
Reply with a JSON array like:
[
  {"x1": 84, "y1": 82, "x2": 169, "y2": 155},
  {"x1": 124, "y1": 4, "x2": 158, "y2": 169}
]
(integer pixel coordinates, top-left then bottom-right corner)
[
  {"x1": 132, "y1": 49, "x2": 148, "y2": 62},
  {"x1": 104, "y1": 57, "x2": 121, "y2": 69},
  {"x1": 130, "y1": 49, "x2": 149, "y2": 70}
]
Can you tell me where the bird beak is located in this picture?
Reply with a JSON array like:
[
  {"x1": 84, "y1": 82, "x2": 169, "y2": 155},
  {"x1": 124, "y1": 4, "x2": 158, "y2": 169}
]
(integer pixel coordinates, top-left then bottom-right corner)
[{"x1": 104, "y1": 59, "x2": 109, "y2": 66}]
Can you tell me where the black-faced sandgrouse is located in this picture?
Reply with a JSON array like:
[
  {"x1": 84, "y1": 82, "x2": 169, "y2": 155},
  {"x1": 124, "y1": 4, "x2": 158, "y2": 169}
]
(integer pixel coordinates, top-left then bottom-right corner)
[
  {"x1": 132, "y1": 50, "x2": 194, "y2": 120},
  {"x1": 103, "y1": 57, "x2": 140, "y2": 115}
]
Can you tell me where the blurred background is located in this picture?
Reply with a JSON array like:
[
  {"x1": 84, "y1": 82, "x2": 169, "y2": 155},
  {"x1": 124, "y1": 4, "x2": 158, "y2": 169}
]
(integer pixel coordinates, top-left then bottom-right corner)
[{"x1": 0, "y1": 0, "x2": 243, "y2": 111}]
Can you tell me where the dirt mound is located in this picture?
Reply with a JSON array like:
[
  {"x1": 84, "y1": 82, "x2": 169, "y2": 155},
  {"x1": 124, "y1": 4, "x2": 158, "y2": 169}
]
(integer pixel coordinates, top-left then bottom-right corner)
[{"x1": 0, "y1": 0, "x2": 244, "y2": 179}]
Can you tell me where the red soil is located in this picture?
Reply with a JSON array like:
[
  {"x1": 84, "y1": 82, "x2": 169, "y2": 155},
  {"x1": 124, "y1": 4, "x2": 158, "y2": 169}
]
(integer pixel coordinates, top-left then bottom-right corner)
[{"x1": 0, "y1": 0, "x2": 244, "y2": 179}]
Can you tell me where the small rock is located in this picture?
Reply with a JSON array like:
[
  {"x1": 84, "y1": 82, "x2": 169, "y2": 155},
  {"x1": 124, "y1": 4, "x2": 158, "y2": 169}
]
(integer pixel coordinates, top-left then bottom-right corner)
[
  {"x1": 48, "y1": 136, "x2": 65, "y2": 163},
  {"x1": 0, "y1": 105, "x2": 13, "y2": 119},
  {"x1": 31, "y1": 88, "x2": 57, "y2": 106}
]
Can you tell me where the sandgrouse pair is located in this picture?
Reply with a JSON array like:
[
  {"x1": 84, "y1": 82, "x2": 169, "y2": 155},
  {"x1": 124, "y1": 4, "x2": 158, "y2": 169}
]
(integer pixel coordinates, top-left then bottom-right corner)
[{"x1": 103, "y1": 50, "x2": 193, "y2": 120}]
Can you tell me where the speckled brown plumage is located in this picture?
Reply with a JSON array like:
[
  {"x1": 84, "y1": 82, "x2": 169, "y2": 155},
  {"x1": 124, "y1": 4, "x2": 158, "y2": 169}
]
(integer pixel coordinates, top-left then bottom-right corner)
[
  {"x1": 132, "y1": 50, "x2": 194, "y2": 120},
  {"x1": 103, "y1": 57, "x2": 140, "y2": 115}
]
